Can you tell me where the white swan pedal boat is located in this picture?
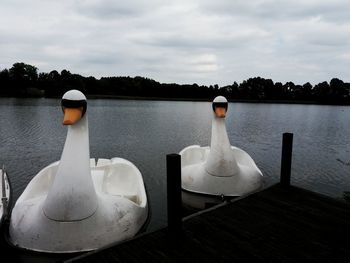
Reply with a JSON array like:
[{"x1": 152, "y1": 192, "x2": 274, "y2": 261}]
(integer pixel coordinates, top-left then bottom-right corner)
[
  {"x1": 180, "y1": 96, "x2": 263, "y2": 202},
  {"x1": 9, "y1": 90, "x2": 148, "y2": 253}
]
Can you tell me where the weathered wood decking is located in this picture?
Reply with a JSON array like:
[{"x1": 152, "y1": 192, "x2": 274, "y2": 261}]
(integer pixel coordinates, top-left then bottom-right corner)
[{"x1": 68, "y1": 184, "x2": 350, "y2": 263}]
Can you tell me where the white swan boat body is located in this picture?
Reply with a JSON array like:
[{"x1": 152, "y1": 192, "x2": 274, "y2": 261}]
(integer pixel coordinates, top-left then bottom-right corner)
[
  {"x1": 0, "y1": 168, "x2": 11, "y2": 224},
  {"x1": 180, "y1": 96, "x2": 263, "y2": 197},
  {"x1": 9, "y1": 90, "x2": 148, "y2": 253}
]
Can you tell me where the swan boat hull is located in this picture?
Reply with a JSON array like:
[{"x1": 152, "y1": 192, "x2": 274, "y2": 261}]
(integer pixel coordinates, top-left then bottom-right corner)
[
  {"x1": 9, "y1": 158, "x2": 148, "y2": 253},
  {"x1": 180, "y1": 145, "x2": 263, "y2": 197}
]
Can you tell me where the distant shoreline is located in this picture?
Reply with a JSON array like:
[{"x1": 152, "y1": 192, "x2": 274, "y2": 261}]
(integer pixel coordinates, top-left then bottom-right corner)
[{"x1": 2, "y1": 63, "x2": 349, "y2": 106}]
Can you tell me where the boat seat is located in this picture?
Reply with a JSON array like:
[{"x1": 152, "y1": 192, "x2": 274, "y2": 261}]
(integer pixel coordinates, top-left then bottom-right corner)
[
  {"x1": 101, "y1": 163, "x2": 141, "y2": 205},
  {"x1": 181, "y1": 146, "x2": 209, "y2": 167},
  {"x1": 96, "y1": 159, "x2": 112, "y2": 167}
]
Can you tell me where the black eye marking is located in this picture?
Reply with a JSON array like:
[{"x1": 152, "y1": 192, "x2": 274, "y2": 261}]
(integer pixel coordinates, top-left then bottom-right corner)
[
  {"x1": 212, "y1": 102, "x2": 228, "y2": 112},
  {"x1": 61, "y1": 99, "x2": 87, "y2": 117}
]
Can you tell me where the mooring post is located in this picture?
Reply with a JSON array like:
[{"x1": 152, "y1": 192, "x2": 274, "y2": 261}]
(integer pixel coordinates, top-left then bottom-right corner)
[
  {"x1": 166, "y1": 153, "x2": 182, "y2": 235},
  {"x1": 280, "y1": 133, "x2": 293, "y2": 187}
]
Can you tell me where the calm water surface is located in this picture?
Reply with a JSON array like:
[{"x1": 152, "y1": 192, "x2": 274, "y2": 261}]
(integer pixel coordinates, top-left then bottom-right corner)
[{"x1": 0, "y1": 98, "x2": 349, "y2": 231}]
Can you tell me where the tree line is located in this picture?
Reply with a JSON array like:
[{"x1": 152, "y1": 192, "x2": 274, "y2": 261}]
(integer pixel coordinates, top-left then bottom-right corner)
[{"x1": 1, "y1": 62, "x2": 349, "y2": 104}]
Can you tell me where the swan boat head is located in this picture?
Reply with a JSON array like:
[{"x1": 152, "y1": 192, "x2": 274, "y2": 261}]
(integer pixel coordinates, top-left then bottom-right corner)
[
  {"x1": 212, "y1": 95, "x2": 228, "y2": 118},
  {"x1": 205, "y1": 96, "x2": 239, "y2": 177},
  {"x1": 61, "y1": 90, "x2": 87, "y2": 125},
  {"x1": 43, "y1": 89, "x2": 98, "y2": 222}
]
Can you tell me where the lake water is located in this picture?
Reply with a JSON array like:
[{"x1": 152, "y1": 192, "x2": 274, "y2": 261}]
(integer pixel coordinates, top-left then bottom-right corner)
[{"x1": 0, "y1": 98, "x2": 349, "y2": 231}]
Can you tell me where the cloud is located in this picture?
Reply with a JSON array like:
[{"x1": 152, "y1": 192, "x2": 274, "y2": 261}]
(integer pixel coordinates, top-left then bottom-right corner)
[
  {"x1": 1, "y1": 0, "x2": 350, "y2": 86},
  {"x1": 73, "y1": 0, "x2": 166, "y2": 19}
]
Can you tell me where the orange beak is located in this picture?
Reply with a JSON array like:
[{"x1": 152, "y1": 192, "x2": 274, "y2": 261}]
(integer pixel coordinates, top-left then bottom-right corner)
[
  {"x1": 63, "y1": 107, "x2": 83, "y2": 125},
  {"x1": 215, "y1": 107, "x2": 226, "y2": 118}
]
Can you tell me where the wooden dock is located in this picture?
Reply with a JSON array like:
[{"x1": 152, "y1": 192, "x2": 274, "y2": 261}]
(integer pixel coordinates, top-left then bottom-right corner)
[{"x1": 68, "y1": 183, "x2": 350, "y2": 263}]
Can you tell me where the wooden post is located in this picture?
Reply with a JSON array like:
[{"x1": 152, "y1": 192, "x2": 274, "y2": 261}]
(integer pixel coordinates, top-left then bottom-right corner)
[
  {"x1": 280, "y1": 133, "x2": 293, "y2": 187},
  {"x1": 166, "y1": 154, "x2": 182, "y2": 235}
]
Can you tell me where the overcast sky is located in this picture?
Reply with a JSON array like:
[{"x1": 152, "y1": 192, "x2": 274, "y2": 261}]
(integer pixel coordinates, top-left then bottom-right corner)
[{"x1": 1, "y1": 0, "x2": 350, "y2": 86}]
